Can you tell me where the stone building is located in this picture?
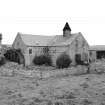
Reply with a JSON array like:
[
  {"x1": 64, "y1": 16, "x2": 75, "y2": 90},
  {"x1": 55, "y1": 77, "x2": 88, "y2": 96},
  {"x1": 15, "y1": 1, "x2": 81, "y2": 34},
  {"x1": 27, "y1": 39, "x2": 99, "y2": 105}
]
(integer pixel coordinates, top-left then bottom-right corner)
[
  {"x1": 12, "y1": 33, "x2": 54, "y2": 65},
  {"x1": 12, "y1": 22, "x2": 89, "y2": 66}
]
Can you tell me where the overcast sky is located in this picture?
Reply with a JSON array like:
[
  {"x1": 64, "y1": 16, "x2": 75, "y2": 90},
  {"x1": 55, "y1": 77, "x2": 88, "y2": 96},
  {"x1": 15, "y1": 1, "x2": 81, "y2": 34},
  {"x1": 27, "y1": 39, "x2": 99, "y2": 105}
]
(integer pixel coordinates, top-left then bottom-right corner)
[{"x1": 0, "y1": 0, "x2": 105, "y2": 45}]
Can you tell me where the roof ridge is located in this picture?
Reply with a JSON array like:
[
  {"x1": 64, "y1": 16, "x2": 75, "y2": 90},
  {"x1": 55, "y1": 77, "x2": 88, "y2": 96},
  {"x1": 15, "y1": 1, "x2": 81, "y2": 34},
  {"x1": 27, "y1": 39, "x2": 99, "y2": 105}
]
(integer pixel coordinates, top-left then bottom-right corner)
[{"x1": 18, "y1": 32, "x2": 55, "y2": 37}]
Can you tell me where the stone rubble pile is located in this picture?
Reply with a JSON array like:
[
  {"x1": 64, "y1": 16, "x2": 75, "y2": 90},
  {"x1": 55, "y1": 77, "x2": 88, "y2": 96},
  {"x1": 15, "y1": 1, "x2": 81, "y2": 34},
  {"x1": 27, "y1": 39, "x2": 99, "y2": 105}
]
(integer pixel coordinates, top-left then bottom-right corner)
[
  {"x1": 1, "y1": 60, "x2": 105, "y2": 78},
  {"x1": 0, "y1": 62, "x2": 24, "y2": 76},
  {"x1": 2, "y1": 62, "x2": 24, "y2": 70},
  {"x1": 0, "y1": 62, "x2": 50, "y2": 78},
  {"x1": 70, "y1": 65, "x2": 88, "y2": 75},
  {"x1": 90, "y1": 61, "x2": 105, "y2": 74}
]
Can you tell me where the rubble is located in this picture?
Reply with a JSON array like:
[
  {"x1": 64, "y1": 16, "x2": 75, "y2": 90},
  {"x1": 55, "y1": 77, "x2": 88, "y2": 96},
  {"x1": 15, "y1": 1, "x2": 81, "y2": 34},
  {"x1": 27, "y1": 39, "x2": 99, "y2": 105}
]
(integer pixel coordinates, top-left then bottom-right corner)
[
  {"x1": 90, "y1": 61, "x2": 105, "y2": 74},
  {"x1": 0, "y1": 60, "x2": 105, "y2": 79},
  {"x1": 71, "y1": 65, "x2": 88, "y2": 75},
  {"x1": 2, "y1": 62, "x2": 24, "y2": 70},
  {"x1": 0, "y1": 67, "x2": 13, "y2": 76},
  {"x1": 0, "y1": 61, "x2": 105, "y2": 104},
  {"x1": 0, "y1": 62, "x2": 24, "y2": 76}
]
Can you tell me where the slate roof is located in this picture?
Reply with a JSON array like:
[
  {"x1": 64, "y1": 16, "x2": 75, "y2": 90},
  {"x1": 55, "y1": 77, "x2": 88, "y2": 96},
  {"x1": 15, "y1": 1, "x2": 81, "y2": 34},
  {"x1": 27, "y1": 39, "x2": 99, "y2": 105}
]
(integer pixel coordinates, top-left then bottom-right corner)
[
  {"x1": 17, "y1": 32, "x2": 81, "y2": 47},
  {"x1": 89, "y1": 45, "x2": 105, "y2": 51},
  {"x1": 48, "y1": 32, "x2": 81, "y2": 46},
  {"x1": 18, "y1": 33, "x2": 54, "y2": 46}
]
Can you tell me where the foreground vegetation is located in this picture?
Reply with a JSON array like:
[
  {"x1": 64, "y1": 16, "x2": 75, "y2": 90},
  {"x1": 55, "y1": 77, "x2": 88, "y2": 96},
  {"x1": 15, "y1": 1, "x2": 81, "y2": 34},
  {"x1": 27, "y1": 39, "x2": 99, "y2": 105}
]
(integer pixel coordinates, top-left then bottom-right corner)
[
  {"x1": 0, "y1": 61, "x2": 105, "y2": 105},
  {"x1": 1, "y1": 48, "x2": 105, "y2": 104}
]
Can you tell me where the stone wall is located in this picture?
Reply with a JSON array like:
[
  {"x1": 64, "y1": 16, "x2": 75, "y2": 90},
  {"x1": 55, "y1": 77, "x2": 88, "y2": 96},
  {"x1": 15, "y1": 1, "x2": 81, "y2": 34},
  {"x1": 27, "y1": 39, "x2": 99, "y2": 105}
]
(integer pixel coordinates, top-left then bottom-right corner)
[
  {"x1": 49, "y1": 46, "x2": 68, "y2": 66},
  {"x1": 24, "y1": 46, "x2": 45, "y2": 65},
  {"x1": 12, "y1": 34, "x2": 26, "y2": 54},
  {"x1": 89, "y1": 51, "x2": 96, "y2": 62},
  {"x1": 49, "y1": 35, "x2": 89, "y2": 66}
]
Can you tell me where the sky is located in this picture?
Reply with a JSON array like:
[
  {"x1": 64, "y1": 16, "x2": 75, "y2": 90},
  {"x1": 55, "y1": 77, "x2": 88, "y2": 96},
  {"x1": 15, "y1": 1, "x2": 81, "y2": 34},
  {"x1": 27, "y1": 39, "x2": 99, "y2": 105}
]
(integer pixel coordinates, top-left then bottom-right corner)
[{"x1": 0, "y1": 0, "x2": 105, "y2": 45}]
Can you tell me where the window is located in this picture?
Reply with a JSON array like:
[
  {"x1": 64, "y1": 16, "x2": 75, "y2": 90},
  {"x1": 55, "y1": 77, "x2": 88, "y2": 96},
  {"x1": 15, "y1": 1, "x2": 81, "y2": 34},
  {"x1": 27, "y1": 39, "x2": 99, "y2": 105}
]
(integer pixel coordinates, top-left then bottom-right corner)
[
  {"x1": 43, "y1": 47, "x2": 49, "y2": 54},
  {"x1": 29, "y1": 49, "x2": 32, "y2": 54}
]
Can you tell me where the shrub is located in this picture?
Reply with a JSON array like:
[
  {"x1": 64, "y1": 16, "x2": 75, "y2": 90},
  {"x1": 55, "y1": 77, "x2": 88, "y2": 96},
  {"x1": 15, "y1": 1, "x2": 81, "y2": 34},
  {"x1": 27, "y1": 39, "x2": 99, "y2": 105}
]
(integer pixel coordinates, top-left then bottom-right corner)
[
  {"x1": 56, "y1": 53, "x2": 72, "y2": 69},
  {"x1": 4, "y1": 49, "x2": 24, "y2": 65},
  {"x1": 0, "y1": 56, "x2": 6, "y2": 66},
  {"x1": 4, "y1": 49, "x2": 15, "y2": 61},
  {"x1": 33, "y1": 55, "x2": 52, "y2": 66}
]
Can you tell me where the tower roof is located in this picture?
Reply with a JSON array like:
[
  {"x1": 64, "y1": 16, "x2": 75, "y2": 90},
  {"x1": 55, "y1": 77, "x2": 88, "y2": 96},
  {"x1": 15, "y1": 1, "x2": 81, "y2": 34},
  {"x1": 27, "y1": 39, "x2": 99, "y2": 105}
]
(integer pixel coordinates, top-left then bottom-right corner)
[{"x1": 63, "y1": 22, "x2": 71, "y2": 31}]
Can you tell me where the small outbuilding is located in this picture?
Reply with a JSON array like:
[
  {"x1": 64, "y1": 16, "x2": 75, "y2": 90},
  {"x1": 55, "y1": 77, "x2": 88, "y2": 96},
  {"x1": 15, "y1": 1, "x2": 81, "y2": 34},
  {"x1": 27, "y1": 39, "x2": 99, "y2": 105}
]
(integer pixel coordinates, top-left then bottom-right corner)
[{"x1": 89, "y1": 45, "x2": 105, "y2": 62}]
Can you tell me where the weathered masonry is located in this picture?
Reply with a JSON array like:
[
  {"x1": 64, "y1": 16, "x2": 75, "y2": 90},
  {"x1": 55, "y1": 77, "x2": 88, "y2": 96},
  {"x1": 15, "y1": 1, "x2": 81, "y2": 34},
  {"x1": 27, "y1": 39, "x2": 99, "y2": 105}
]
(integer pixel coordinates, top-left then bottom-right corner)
[{"x1": 12, "y1": 22, "x2": 89, "y2": 66}]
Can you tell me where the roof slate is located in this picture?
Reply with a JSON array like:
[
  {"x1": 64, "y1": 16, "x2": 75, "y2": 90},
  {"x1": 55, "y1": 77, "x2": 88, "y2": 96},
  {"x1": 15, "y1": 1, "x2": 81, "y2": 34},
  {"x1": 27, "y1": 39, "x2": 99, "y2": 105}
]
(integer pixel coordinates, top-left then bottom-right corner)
[
  {"x1": 48, "y1": 33, "x2": 81, "y2": 46},
  {"x1": 18, "y1": 32, "x2": 81, "y2": 47},
  {"x1": 19, "y1": 33, "x2": 54, "y2": 46}
]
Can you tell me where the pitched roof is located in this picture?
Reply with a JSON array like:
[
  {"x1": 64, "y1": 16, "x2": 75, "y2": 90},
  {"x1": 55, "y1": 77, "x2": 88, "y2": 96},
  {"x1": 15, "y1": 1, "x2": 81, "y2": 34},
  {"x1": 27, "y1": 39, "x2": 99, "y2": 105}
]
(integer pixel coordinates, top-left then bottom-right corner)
[
  {"x1": 48, "y1": 32, "x2": 81, "y2": 46},
  {"x1": 17, "y1": 32, "x2": 81, "y2": 47},
  {"x1": 18, "y1": 33, "x2": 55, "y2": 46},
  {"x1": 89, "y1": 45, "x2": 105, "y2": 51},
  {"x1": 63, "y1": 22, "x2": 71, "y2": 31}
]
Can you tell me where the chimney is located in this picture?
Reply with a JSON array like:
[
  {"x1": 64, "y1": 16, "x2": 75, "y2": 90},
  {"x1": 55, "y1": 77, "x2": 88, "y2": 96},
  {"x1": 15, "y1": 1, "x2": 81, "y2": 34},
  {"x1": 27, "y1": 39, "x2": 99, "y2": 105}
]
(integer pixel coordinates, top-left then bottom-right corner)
[{"x1": 63, "y1": 22, "x2": 71, "y2": 37}]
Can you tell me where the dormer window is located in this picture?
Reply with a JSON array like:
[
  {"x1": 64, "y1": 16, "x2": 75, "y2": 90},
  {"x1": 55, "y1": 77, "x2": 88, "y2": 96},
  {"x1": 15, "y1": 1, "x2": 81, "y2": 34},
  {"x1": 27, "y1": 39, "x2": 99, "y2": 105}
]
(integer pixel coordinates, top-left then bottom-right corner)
[{"x1": 29, "y1": 49, "x2": 32, "y2": 54}]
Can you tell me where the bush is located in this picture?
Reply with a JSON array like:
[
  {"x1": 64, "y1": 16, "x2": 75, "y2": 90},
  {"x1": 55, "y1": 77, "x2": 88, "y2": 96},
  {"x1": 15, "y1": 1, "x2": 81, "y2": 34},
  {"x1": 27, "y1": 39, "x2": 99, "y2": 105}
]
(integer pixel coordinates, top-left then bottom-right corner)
[
  {"x1": 56, "y1": 53, "x2": 72, "y2": 69},
  {"x1": 33, "y1": 55, "x2": 52, "y2": 66},
  {"x1": 0, "y1": 57, "x2": 6, "y2": 66},
  {"x1": 4, "y1": 49, "x2": 24, "y2": 65}
]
